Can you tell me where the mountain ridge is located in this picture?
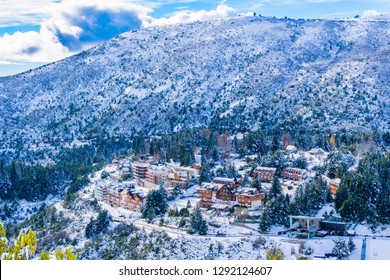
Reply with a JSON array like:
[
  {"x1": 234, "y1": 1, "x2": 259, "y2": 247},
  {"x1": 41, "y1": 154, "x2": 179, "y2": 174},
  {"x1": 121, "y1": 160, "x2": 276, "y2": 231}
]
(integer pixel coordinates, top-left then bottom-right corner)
[{"x1": 0, "y1": 15, "x2": 389, "y2": 155}]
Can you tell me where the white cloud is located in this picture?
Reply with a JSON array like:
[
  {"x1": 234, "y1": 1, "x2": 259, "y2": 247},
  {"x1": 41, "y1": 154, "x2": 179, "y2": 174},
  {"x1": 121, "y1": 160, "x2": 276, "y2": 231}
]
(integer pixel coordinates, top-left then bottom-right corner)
[
  {"x1": 0, "y1": 29, "x2": 71, "y2": 63},
  {"x1": 150, "y1": 3, "x2": 237, "y2": 26},
  {"x1": 42, "y1": 1, "x2": 152, "y2": 51},
  {"x1": 362, "y1": 10, "x2": 383, "y2": 18},
  {"x1": 0, "y1": 0, "x2": 54, "y2": 27},
  {"x1": 0, "y1": 1, "x2": 239, "y2": 65},
  {"x1": 0, "y1": 0, "x2": 152, "y2": 63},
  {"x1": 0, "y1": 60, "x2": 25, "y2": 65}
]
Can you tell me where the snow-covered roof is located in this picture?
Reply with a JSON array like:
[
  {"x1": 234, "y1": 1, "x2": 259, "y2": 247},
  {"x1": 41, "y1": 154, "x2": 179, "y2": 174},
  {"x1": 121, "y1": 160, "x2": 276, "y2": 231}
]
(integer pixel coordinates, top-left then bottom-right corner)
[
  {"x1": 212, "y1": 204, "x2": 230, "y2": 210},
  {"x1": 289, "y1": 215, "x2": 324, "y2": 220},
  {"x1": 286, "y1": 145, "x2": 298, "y2": 151},
  {"x1": 255, "y1": 166, "x2": 277, "y2": 172}
]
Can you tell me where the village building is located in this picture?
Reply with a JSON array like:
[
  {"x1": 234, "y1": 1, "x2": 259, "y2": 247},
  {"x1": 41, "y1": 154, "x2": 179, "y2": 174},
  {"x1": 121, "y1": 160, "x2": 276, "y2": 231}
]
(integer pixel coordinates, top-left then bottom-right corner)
[
  {"x1": 309, "y1": 147, "x2": 325, "y2": 156},
  {"x1": 103, "y1": 185, "x2": 144, "y2": 211},
  {"x1": 285, "y1": 145, "x2": 298, "y2": 152},
  {"x1": 132, "y1": 162, "x2": 150, "y2": 181},
  {"x1": 245, "y1": 155, "x2": 258, "y2": 162},
  {"x1": 104, "y1": 186, "x2": 124, "y2": 208},
  {"x1": 215, "y1": 185, "x2": 236, "y2": 205},
  {"x1": 197, "y1": 183, "x2": 265, "y2": 210},
  {"x1": 168, "y1": 163, "x2": 199, "y2": 177},
  {"x1": 144, "y1": 165, "x2": 166, "y2": 188},
  {"x1": 329, "y1": 178, "x2": 341, "y2": 195},
  {"x1": 167, "y1": 170, "x2": 190, "y2": 189},
  {"x1": 253, "y1": 167, "x2": 276, "y2": 182},
  {"x1": 196, "y1": 183, "x2": 218, "y2": 208},
  {"x1": 281, "y1": 167, "x2": 306, "y2": 181},
  {"x1": 122, "y1": 189, "x2": 144, "y2": 211},
  {"x1": 212, "y1": 177, "x2": 241, "y2": 188},
  {"x1": 289, "y1": 215, "x2": 351, "y2": 238},
  {"x1": 289, "y1": 216, "x2": 323, "y2": 239},
  {"x1": 235, "y1": 188, "x2": 265, "y2": 208},
  {"x1": 94, "y1": 182, "x2": 109, "y2": 201},
  {"x1": 121, "y1": 167, "x2": 132, "y2": 180}
]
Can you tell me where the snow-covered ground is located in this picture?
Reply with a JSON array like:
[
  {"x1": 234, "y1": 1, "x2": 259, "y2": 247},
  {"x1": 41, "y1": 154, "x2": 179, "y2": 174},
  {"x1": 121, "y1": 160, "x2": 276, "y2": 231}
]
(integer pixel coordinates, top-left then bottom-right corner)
[
  {"x1": 366, "y1": 238, "x2": 390, "y2": 260},
  {"x1": 1, "y1": 195, "x2": 61, "y2": 223},
  {"x1": 355, "y1": 224, "x2": 390, "y2": 237}
]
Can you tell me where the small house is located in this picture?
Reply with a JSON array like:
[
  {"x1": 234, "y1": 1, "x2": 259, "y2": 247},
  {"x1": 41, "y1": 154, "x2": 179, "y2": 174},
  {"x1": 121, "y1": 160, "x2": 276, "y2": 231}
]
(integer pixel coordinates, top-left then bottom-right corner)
[{"x1": 289, "y1": 216, "x2": 324, "y2": 239}]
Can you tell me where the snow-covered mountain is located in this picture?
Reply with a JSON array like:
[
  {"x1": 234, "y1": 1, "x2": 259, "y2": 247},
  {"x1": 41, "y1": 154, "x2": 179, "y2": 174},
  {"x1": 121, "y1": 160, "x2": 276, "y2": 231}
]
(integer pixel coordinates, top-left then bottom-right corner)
[{"x1": 0, "y1": 15, "x2": 389, "y2": 152}]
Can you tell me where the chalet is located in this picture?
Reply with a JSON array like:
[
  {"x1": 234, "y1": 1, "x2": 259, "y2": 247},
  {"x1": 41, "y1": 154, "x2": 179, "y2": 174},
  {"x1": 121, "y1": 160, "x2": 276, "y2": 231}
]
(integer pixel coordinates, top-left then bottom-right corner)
[
  {"x1": 197, "y1": 184, "x2": 220, "y2": 208},
  {"x1": 122, "y1": 189, "x2": 144, "y2": 211},
  {"x1": 132, "y1": 162, "x2": 150, "y2": 181},
  {"x1": 235, "y1": 188, "x2": 265, "y2": 208},
  {"x1": 197, "y1": 183, "x2": 266, "y2": 210},
  {"x1": 329, "y1": 179, "x2": 341, "y2": 195},
  {"x1": 215, "y1": 185, "x2": 236, "y2": 205},
  {"x1": 253, "y1": 167, "x2": 276, "y2": 182},
  {"x1": 289, "y1": 215, "x2": 351, "y2": 238},
  {"x1": 167, "y1": 171, "x2": 190, "y2": 189},
  {"x1": 212, "y1": 177, "x2": 241, "y2": 188},
  {"x1": 281, "y1": 167, "x2": 306, "y2": 181},
  {"x1": 197, "y1": 183, "x2": 217, "y2": 202}
]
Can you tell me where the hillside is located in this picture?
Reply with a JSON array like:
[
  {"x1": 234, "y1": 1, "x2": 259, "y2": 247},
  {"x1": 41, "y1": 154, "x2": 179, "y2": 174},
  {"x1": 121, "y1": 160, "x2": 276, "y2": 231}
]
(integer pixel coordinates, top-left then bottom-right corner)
[{"x1": 0, "y1": 15, "x2": 389, "y2": 158}]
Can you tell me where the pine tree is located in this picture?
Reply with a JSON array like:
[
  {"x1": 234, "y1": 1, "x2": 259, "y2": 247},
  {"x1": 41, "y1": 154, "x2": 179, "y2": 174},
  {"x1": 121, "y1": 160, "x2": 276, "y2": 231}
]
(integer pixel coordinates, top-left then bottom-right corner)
[
  {"x1": 348, "y1": 238, "x2": 356, "y2": 252},
  {"x1": 167, "y1": 208, "x2": 177, "y2": 217},
  {"x1": 331, "y1": 239, "x2": 351, "y2": 259},
  {"x1": 268, "y1": 177, "x2": 282, "y2": 200},
  {"x1": 188, "y1": 206, "x2": 208, "y2": 235},
  {"x1": 141, "y1": 187, "x2": 169, "y2": 221},
  {"x1": 146, "y1": 207, "x2": 156, "y2": 222},
  {"x1": 85, "y1": 210, "x2": 111, "y2": 238},
  {"x1": 179, "y1": 207, "x2": 190, "y2": 217},
  {"x1": 199, "y1": 160, "x2": 211, "y2": 182},
  {"x1": 259, "y1": 210, "x2": 271, "y2": 232}
]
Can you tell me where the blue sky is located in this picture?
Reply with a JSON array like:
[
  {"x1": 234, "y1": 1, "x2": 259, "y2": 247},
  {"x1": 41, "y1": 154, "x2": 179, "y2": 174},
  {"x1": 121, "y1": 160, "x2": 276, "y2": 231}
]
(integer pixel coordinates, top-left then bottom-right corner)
[{"x1": 0, "y1": 0, "x2": 388, "y2": 77}]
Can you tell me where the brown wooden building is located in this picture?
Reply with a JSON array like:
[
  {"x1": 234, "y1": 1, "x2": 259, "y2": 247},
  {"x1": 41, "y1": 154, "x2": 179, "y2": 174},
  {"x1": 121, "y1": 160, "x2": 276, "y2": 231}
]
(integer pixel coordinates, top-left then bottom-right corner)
[
  {"x1": 281, "y1": 168, "x2": 306, "y2": 181},
  {"x1": 215, "y1": 185, "x2": 236, "y2": 202},
  {"x1": 123, "y1": 190, "x2": 144, "y2": 211},
  {"x1": 329, "y1": 179, "x2": 341, "y2": 195},
  {"x1": 254, "y1": 167, "x2": 276, "y2": 182}
]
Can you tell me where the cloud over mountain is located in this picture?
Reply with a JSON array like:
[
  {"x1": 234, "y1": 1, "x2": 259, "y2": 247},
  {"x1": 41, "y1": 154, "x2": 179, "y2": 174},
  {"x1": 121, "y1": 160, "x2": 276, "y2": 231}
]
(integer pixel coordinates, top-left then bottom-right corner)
[
  {"x1": 0, "y1": 1, "x2": 152, "y2": 62},
  {"x1": 0, "y1": 1, "x2": 238, "y2": 64},
  {"x1": 150, "y1": 3, "x2": 237, "y2": 26}
]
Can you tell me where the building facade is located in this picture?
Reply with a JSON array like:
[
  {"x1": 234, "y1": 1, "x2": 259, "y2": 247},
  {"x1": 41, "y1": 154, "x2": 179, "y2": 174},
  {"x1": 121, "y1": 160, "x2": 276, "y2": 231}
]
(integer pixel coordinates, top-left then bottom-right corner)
[
  {"x1": 132, "y1": 162, "x2": 150, "y2": 181},
  {"x1": 254, "y1": 167, "x2": 276, "y2": 182},
  {"x1": 281, "y1": 168, "x2": 306, "y2": 181}
]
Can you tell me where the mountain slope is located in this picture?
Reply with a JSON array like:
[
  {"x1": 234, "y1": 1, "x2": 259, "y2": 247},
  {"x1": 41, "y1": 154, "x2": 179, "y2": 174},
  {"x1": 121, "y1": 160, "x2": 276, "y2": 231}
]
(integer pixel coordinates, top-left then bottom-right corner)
[{"x1": 0, "y1": 15, "x2": 389, "y2": 154}]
